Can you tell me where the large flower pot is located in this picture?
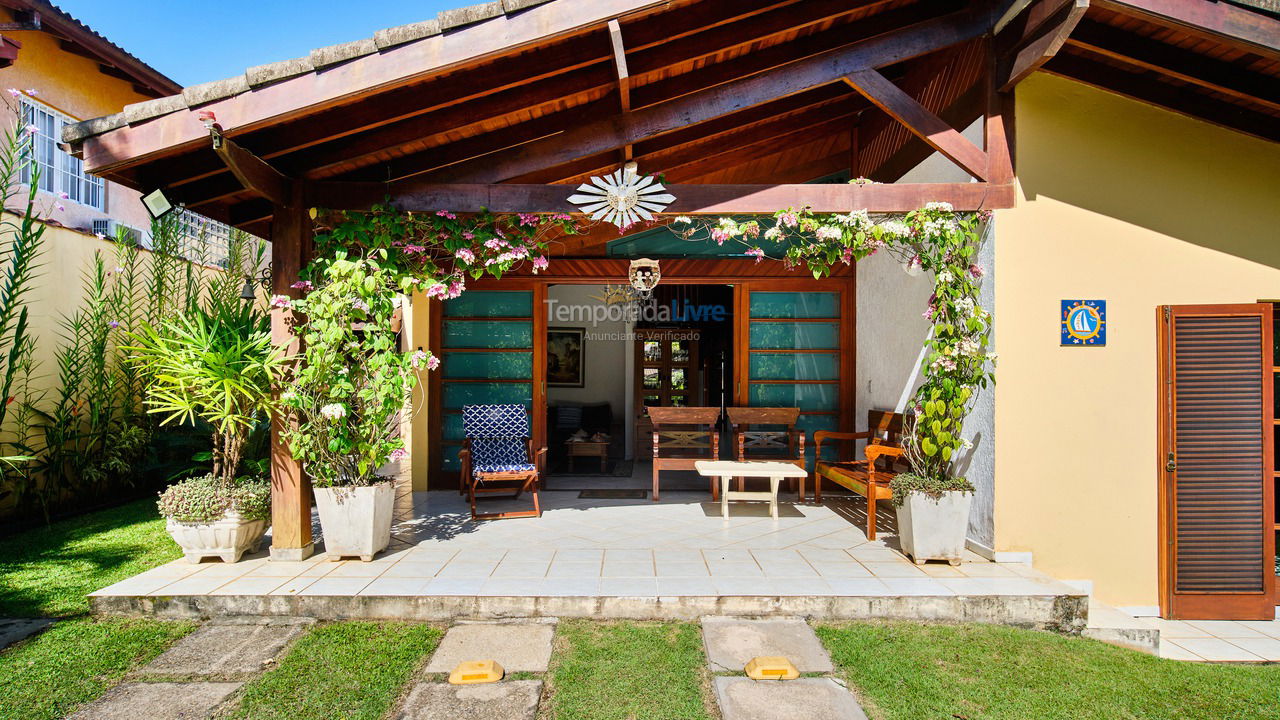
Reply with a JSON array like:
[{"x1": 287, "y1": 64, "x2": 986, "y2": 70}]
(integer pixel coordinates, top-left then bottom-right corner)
[
  {"x1": 314, "y1": 482, "x2": 394, "y2": 561},
  {"x1": 895, "y1": 490, "x2": 972, "y2": 566},
  {"x1": 167, "y1": 511, "x2": 268, "y2": 564}
]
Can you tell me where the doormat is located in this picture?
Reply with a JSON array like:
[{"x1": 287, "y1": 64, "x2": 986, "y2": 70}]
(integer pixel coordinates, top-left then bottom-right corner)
[
  {"x1": 579, "y1": 489, "x2": 648, "y2": 499},
  {"x1": 550, "y1": 459, "x2": 634, "y2": 478}
]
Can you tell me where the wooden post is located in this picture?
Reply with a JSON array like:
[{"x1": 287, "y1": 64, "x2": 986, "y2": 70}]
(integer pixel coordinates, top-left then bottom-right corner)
[{"x1": 268, "y1": 185, "x2": 314, "y2": 560}]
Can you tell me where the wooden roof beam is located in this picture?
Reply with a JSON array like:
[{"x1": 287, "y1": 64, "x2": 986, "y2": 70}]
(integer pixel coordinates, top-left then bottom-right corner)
[
  {"x1": 1065, "y1": 18, "x2": 1280, "y2": 112},
  {"x1": 608, "y1": 19, "x2": 633, "y2": 161},
  {"x1": 1093, "y1": 0, "x2": 1280, "y2": 59},
  {"x1": 842, "y1": 70, "x2": 988, "y2": 180},
  {"x1": 211, "y1": 129, "x2": 295, "y2": 208},
  {"x1": 425, "y1": 9, "x2": 989, "y2": 185},
  {"x1": 996, "y1": 0, "x2": 1089, "y2": 91}
]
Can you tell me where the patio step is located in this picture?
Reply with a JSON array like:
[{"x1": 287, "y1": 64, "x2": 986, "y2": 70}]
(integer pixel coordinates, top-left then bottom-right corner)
[{"x1": 1081, "y1": 600, "x2": 1159, "y2": 654}]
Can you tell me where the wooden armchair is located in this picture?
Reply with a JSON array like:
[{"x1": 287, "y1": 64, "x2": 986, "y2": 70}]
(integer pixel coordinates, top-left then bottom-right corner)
[
  {"x1": 648, "y1": 406, "x2": 720, "y2": 502},
  {"x1": 726, "y1": 407, "x2": 806, "y2": 499},
  {"x1": 813, "y1": 410, "x2": 909, "y2": 540},
  {"x1": 458, "y1": 404, "x2": 546, "y2": 520}
]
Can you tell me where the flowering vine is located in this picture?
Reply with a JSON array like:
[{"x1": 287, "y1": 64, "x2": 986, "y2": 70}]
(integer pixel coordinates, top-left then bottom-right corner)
[{"x1": 675, "y1": 203, "x2": 994, "y2": 493}]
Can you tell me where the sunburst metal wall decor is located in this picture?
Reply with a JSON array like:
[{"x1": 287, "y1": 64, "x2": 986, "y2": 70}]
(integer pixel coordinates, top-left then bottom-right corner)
[{"x1": 566, "y1": 163, "x2": 675, "y2": 228}]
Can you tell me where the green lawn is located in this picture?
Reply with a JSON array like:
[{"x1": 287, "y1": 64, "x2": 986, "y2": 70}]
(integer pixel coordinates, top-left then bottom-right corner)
[
  {"x1": 0, "y1": 498, "x2": 179, "y2": 617},
  {"x1": 0, "y1": 617, "x2": 194, "y2": 720},
  {"x1": 229, "y1": 621, "x2": 442, "y2": 720},
  {"x1": 817, "y1": 621, "x2": 1280, "y2": 720},
  {"x1": 546, "y1": 620, "x2": 714, "y2": 720}
]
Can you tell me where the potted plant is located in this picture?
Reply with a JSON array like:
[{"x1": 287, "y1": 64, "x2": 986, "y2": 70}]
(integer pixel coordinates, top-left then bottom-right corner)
[
  {"x1": 281, "y1": 254, "x2": 430, "y2": 561},
  {"x1": 129, "y1": 298, "x2": 283, "y2": 563}
]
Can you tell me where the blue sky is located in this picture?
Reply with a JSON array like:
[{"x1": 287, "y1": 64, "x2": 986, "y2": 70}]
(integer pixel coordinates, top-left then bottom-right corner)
[{"x1": 57, "y1": 1, "x2": 460, "y2": 87}]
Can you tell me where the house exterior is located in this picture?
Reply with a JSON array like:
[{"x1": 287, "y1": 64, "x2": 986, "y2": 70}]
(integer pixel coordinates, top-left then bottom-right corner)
[{"x1": 62, "y1": 0, "x2": 1280, "y2": 620}]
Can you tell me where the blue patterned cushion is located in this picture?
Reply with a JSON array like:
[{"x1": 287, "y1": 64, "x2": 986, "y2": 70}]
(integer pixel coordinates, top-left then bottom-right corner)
[
  {"x1": 474, "y1": 463, "x2": 538, "y2": 475},
  {"x1": 471, "y1": 437, "x2": 528, "y2": 466},
  {"x1": 463, "y1": 404, "x2": 529, "y2": 438}
]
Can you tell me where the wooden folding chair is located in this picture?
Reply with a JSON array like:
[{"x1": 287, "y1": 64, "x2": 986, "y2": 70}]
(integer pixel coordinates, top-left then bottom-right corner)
[{"x1": 458, "y1": 404, "x2": 545, "y2": 520}]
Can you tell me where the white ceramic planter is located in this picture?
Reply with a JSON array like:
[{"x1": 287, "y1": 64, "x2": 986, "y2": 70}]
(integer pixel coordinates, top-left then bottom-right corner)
[
  {"x1": 167, "y1": 511, "x2": 268, "y2": 564},
  {"x1": 314, "y1": 482, "x2": 394, "y2": 562},
  {"x1": 895, "y1": 490, "x2": 973, "y2": 566}
]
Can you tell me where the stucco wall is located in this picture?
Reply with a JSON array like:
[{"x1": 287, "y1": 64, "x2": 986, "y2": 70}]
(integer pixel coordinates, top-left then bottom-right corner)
[
  {"x1": 546, "y1": 284, "x2": 629, "y2": 419},
  {"x1": 0, "y1": 13, "x2": 154, "y2": 231},
  {"x1": 995, "y1": 73, "x2": 1280, "y2": 608}
]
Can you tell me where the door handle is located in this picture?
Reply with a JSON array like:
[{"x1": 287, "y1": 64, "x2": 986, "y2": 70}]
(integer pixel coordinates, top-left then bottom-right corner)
[{"x1": 1165, "y1": 452, "x2": 1177, "y2": 473}]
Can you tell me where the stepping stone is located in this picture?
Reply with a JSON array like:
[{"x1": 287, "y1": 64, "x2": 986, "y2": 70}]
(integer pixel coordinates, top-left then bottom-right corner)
[
  {"x1": 394, "y1": 680, "x2": 541, "y2": 720},
  {"x1": 67, "y1": 681, "x2": 242, "y2": 719},
  {"x1": 424, "y1": 622, "x2": 554, "y2": 673},
  {"x1": 138, "y1": 618, "x2": 310, "y2": 677},
  {"x1": 0, "y1": 618, "x2": 52, "y2": 649},
  {"x1": 714, "y1": 677, "x2": 867, "y2": 720},
  {"x1": 702, "y1": 617, "x2": 834, "y2": 673}
]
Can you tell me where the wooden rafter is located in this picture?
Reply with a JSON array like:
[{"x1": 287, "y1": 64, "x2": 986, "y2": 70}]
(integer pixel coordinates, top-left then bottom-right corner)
[
  {"x1": 1065, "y1": 18, "x2": 1280, "y2": 113},
  {"x1": 996, "y1": 0, "x2": 1089, "y2": 91},
  {"x1": 211, "y1": 131, "x2": 294, "y2": 208},
  {"x1": 424, "y1": 10, "x2": 987, "y2": 184},
  {"x1": 1094, "y1": 0, "x2": 1280, "y2": 58},
  {"x1": 608, "y1": 19, "x2": 633, "y2": 161},
  {"x1": 842, "y1": 69, "x2": 988, "y2": 180}
]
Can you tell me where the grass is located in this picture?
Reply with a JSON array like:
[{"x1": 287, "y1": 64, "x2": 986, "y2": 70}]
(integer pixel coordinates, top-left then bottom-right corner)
[
  {"x1": 229, "y1": 621, "x2": 441, "y2": 720},
  {"x1": 0, "y1": 616, "x2": 194, "y2": 720},
  {"x1": 816, "y1": 621, "x2": 1280, "y2": 720},
  {"x1": 0, "y1": 498, "x2": 179, "y2": 617},
  {"x1": 545, "y1": 620, "x2": 714, "y2": 720}
]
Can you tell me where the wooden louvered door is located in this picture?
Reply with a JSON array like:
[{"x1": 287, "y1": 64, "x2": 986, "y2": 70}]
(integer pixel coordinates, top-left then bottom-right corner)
[{"x1": 1158, "y1": 304, "x2": 1275, "y2": 619}]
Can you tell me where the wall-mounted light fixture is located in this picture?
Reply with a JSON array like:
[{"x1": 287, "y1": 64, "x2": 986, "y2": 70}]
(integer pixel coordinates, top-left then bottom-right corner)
[{"x1": 141, "y1": 188, "x2": 174, "y2": 220}]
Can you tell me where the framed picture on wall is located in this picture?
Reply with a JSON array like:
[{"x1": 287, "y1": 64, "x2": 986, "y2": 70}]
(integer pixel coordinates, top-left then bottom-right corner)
[{"x1": 548, "y1": 327, "x2": 585, "y2": 387}]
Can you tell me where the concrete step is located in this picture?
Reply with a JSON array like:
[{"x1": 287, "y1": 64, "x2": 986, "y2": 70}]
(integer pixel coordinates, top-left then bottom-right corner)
[{"x1": 1081, "y1": 600, "x2": 1159, "y2": 654}]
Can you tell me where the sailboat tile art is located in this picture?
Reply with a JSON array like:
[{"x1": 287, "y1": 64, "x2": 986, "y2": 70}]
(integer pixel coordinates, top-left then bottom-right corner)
[{"x1": 1061, "y1": 299, "x2": 1107, "y2": 346}]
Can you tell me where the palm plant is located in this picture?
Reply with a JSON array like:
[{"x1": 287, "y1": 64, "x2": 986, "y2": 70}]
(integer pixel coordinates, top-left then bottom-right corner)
[{"x1": 128, "y1": 296, "x2": 283, "y2": 486}]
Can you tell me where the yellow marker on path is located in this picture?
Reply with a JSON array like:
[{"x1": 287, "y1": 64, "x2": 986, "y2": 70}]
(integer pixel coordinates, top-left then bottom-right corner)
[
  {"x1": 449, "y1": 659, "x2": 505, "y2": 684},
  {"x1": 745, "y1": 656, "x2": 799, "y2": 680}
]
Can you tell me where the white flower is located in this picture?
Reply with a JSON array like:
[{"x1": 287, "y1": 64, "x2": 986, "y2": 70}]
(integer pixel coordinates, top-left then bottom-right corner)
[
  {"x1": 280, "y1": 391, "x2": 297, "y2": 402},
  {"x1": 936, "y1": 270, "x2": 954, "y2": 284},
  {"x1": 986, "y1": 352, "x2": 999, "y2": 363},
  {"x1": 763, "y1": 226, "x2": 782, "y2": 240},
  {"x1": 673, "y1": 216, "x2": 692, "y2": 224},
  {"x1": 877, "y1": 220, "x2": 910, "y2": 238},
  {"x1": 924, "y1": 201, "x2": 953, "y2": 212},
  {"x1": 815, "y1": 225, "x2": 842, "y2": 241},
  {"x1": 962, "y1": 438, "x2": 974, "y2": 450},
  {"x1": 320, "y1": 403, "x2": 347, "y2": 420}
]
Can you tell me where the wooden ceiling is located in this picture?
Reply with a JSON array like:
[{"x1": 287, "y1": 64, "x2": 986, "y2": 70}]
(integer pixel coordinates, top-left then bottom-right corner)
[{"x1": 67, "y1": 0, "x2": 1280, "y2": 242}]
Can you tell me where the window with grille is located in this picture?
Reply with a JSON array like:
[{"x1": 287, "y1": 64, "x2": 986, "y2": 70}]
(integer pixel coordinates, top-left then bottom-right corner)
[{"x1": 19, "y1": 96, "x2": 105, "y2": 210}]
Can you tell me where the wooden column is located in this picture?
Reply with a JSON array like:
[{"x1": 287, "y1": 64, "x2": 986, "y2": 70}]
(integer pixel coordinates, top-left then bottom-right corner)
[{"x1": 268, "y1": 185, "x2": 314, "y2": 560}]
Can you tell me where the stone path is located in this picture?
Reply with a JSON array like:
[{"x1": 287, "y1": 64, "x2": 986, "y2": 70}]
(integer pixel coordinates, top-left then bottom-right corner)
[
  {"x1": 0, "y1": 617, "x2": 52, "y2": 650},
  {"x1": 63, "y1": 614, "x2": 869, "y2": 719}
]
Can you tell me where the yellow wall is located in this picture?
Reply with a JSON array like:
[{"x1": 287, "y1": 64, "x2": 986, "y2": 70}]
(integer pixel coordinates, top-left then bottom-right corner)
[
  {"x1": 0, "y1": 10, "x2": 157, "y2": 229},
  {"x1": 995, "y1": 73, "x2": 1280, "y2": 608}
]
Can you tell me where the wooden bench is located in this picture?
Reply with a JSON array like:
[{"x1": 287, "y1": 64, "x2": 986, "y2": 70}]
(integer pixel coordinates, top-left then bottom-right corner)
[
  {"x1": 814, "y1": 410, "x2": 910, "y2": 540},
  {"x1": 648, "y1": 406, "x2": 720, "y2": 502}
]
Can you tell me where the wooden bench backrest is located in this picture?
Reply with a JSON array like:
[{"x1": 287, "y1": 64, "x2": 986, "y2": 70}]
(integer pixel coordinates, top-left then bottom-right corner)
[
  {"x1": 726, "y1": 407, "x2": 799, "y2": 428},
  {"x1": 868, "y1": 409, "x2": 907, "y2": 445},
  {"x1": 647, "y1": 406, "x2": 721, "y2": 427}
]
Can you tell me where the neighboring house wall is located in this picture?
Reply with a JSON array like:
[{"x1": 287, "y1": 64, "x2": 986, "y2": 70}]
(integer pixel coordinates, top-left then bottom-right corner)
[
  {"x1": 0, "y1": 8, "x2": 154, "y2": 231},
  {"x1": 995, "y1": 73, "x2": 1280, "y2": 607}
]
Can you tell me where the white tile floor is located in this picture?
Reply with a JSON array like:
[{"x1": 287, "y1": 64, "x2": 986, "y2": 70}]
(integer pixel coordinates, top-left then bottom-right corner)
[
  {"x1": 1154, "y1": 618, "x2": 1280, "y2": 662},
  {"x1": 94, "y1": 485, "x2": 1077, "y2": 601}
]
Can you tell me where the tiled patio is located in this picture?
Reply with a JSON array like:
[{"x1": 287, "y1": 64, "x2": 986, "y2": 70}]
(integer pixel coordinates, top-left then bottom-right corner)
[{"x1": 92, "y1": 470, "x2": 1086, "y2": 628}]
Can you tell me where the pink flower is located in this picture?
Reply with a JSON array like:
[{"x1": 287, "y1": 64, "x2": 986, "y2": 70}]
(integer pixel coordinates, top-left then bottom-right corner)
[
  {"x1": 410, "y1": 349, "x2": 430, "y2": 370},
  {"x1": 447, "y1": 279, "x2": 465, "y2": 298},
  {"x1": 840, "y1": 248, "x2": 854, "y2": 265},
  {"x1": 552, "y1": 213, "x2": 572, "y2": 221},
  {"x1": 24, "y1": 88, "x2": 36, "y2": 96},
  {"x1": 107, "y1": 320, "x2": 120, "y2": 329},
  {"x1": 269, "y1": 295, "x2": 292, "y2": 309},
  {"x1": 455, "y1": 248, "x2": 475, "y2": 264},
  {"x1": 24, "y1": 124, "x2": 37, "y2": 136},
  {"x1": 484, "y1": 238, "x2": 503, "y2": 251},
  {"x1": 426, "y1": 355, "x2": 441, "y2": 370},
  {"x1": 779, "y1": 212, "x2": 799, "y2": 228},
  {"x1": 969, "y1": 263, "x2": 984, "y2": 278},
  {"x1": 290, "y1": 280, "x2": 313, "y2": 291},
  {"x1": 531, "y1": 256, "x2": 549, "y2": 273},
  {"x1": 462, "y1": 232, "x2": 474, "y2": 240},
  {"x1": 518, "y1": 213, "x2": 539, "y2": 226},
  {"x1": 389, "y1": 448, "x2": 409, "y2": 462},
  {"x1": 404, "y1": 244, "x2": 425, "y2": 255},
  {"x1": 425, "y1": 284, "x2": 448, "y2": 300},
  {"x1": 745, "y1": 247, "x2": 765, "y2": 264},
  {"x1": 5, "y1": 88, "x2": 18, "y2": 98},
  {"x1": 710, "y1": 228, "x2": 729, "y2": 245},
  {"x1": 436, "y1": 210, "x2": 457, "y2": 219},
  {"x1": 58, "y1": 191, "x2": 68, "y2": 200},
  {"x1": 54, "y1": 202, "x2": 64, "y2": 212}
]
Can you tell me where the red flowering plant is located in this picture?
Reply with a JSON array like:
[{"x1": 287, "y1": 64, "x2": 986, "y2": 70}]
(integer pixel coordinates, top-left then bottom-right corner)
[{"x1": 305, "y1": 200, "x2": 578, "y2": 298}]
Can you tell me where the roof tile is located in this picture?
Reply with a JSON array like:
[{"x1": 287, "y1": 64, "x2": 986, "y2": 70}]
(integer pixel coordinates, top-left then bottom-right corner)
[
  {"x1": 62, "y1": 112, "x2": 126, "y2": 143},
  {"x1": 182, "y1": 76, "x2": 251, "y2": 108},
  {"x1": 502, "y1": 0, "x2": 555, "y2": 11},
  {"x1": 246, "y1": 56, "x2": 316, "y2": 88},
  {"x1": 309, "y1": 38, "x2": 378, "y2": 70},
  {"x1": 374, "y1": 19, "x2": 442, "y2": 50},
  {"x1": 438, "y1": 2, "x2": 504, "y2": 31},
  {"x1": 122, "y1": 94, "x2": 187, "y2": 125}
]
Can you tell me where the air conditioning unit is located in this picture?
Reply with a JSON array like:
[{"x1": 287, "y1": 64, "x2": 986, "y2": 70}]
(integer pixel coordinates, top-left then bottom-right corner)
[{"x1": 91, "y1": 218, "x2": 145, "y2": 245}]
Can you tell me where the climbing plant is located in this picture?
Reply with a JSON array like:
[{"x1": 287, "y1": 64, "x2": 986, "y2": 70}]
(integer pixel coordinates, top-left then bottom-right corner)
[{"x1": 674, "y1": 201, "x2": 994, "y2": 495}]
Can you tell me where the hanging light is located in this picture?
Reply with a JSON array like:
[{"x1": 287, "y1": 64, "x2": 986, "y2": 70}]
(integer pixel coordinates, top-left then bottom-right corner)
[{"x1": 628, "y1": 258, "x2": 661, "y2": 300}]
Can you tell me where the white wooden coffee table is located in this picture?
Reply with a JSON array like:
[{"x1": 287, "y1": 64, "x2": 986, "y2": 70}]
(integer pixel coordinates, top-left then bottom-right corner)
[{"x1": 695, "y1": 461, "x2": 809, "y2": 519}]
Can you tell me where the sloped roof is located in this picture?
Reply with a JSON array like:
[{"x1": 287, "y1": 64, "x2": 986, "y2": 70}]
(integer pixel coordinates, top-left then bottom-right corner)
[{"x1": 63, "y1": 0, "x2": 557, "y2": 143}]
